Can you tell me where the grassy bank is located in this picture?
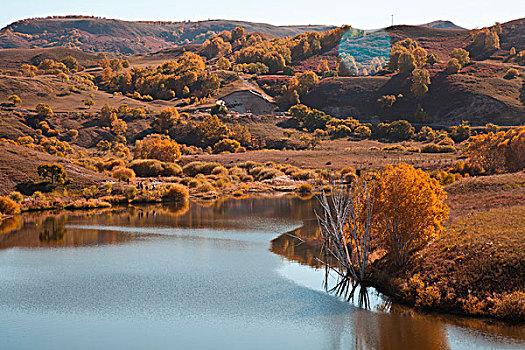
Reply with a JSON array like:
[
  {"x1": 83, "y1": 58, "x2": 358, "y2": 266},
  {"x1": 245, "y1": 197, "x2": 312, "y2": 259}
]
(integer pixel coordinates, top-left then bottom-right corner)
[{"x1": 369, "y1": 173, "x2": 525, "y2": 321}]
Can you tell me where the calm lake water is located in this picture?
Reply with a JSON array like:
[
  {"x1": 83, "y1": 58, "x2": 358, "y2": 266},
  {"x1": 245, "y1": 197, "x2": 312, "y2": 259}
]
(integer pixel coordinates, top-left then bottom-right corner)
[{"x1": 0, "y1": 196, "x2": 523, "y2": 350}]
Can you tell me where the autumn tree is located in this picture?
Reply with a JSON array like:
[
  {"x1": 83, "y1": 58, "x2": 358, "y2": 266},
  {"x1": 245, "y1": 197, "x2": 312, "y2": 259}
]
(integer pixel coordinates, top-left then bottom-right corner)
[
  {"x1": 202, "y1": 36, "x2": 232, "y2": 58},
  {"x1": 111, "y1": 115, "x2": 127, "y2": 136},
  {"x1": 450, "y1": 48, "x2": 470, "y2": 66},
  {"x1": 134, "y1": 134, "x2": 181, "y2": 162},
  {"x1": 388, "y1": 38, "x2": 419, "y2": 73},
  {"x1": 213, "y1": 139, "x2": 241, "y2": 153},
  {"x1": 37, "y1": 163, "x2": 68, "y2": 184},
  {"x1": 411, "y1": 68, "x2": 431, "y2": 98},
  {"x1": 289, "y1": 104, "x2": 330, "y2": 132},
  {"x1": 412, "y1": 47, "x2": 428, "y2": 68},
  {"x1": 426, "y1": 54, "x2": 440, "y2": 67},
  {"x1": 317, "y1": 60, "x2": 330, "y2": 74},
  {"x1": 377, "y1": 95, "x2": 397, "y2": 109},
  {"x1": 230, "y1": 124, "x2": 251, "y2": 146},
  {"x1": 35, "y1": 103, "x2": 53, "y2": 118},
  {"x1": 8, "y1": 95, "x2": 22, "y2": 107},
  {"x1": 262, "y1": 52, "x2": 286, "y2": 74},
  {"x1": 468, "y1": 127, "x2": 525, "y2": 173},
  {"x1": 154, "y1": 107, "x2": 180, "y2": 133},
  {"x1": 449, "y1": 121, "x2": 471, "y2": 142},
  {"x1": 446, "y1": 58, "x2": 462, "y2": 74},
  {"x1": 0, "y1": 196, "x2": 20, "y2": 215},
  {"x1": 471, "y1": 27, "x2": 500, "y2": 54},
  {"x1": 195, "y1": 115, "x2": 230, "y2": 146},
  {"x1": 231, "y1": 27, "x2": 246, "y2": 41},
  {"x1": 279, "y1": 85, "x2": 300, "y2": 108},
  {"x1": 217, "y1": 57, "x2": 232, "y2": 70},
  {"x1": 294, "y1": 71, "x2": 319, "y2": 96},
  {"x1": 61, "y1": 56, "x2": 79, "y2": 72},
  {"x1": 373, "y1": 163, "x2": 449, "y2": 266},
  {"x1": 201, "y1": 73, "x2": 221, "y2": 96}
]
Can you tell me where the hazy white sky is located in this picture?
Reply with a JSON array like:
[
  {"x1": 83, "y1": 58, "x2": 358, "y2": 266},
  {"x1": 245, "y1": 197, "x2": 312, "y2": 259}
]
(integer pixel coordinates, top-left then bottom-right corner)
[{"x1": 1, "y1": 0, "x2": 524, "y2": 30}]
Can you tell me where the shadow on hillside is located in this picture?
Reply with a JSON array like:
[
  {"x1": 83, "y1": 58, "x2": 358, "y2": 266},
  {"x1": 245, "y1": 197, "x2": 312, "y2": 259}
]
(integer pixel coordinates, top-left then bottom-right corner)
[
  {"x1": 15, "y1": 181, "x2": 60, "y2": 196},
  {"x1": 520, "y1": 78, "x2": 525, "y2": 106}
]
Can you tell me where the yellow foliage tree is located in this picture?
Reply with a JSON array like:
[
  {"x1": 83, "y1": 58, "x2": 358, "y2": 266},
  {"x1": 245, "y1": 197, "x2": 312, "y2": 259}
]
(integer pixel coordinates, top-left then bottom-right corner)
[
  {"x1": 468, "y1": 127, "x2": 525, "y2": 173},
  {"x1": 411, "y1": 68, "x2": 431, "y2": 98},
  {"x1": 154, "y1": 107, "x2": 179, "y2": 133},
  {"x1": 373, "y1": 163, "x2": 449, "y2": 266},
  {"x1": 134, "y1": 134, "x2": 181, "y2": 162}
]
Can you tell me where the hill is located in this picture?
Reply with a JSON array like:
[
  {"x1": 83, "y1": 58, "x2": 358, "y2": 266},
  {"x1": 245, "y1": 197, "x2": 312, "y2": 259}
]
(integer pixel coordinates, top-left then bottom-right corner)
[
  {"x1": 0, "y1": 16, "x2": 335, "y2": 55},
  {"x1": 0, "y1": 141, "x2": 110, "y2": 196},
  {"x1": 420, "y1": 20, "x2": 466, "y2": 30}
]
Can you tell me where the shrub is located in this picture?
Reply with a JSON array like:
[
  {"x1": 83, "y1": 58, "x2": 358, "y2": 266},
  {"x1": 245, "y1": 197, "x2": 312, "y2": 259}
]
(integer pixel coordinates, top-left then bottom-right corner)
[
  {"x1": 35, "y1": 103, "x2": 53, "y2": 118},
  {"x1": 188, "y1": 179, "x2": 200, "y2": 188},
  {"x1": 446, "y1": 58, "x2": 461, "y2": 74},
  {"x1": 450, "y1": 160, "x2": 484, "y2": 176},
  {"x1": 161, "y1": 163, "x2": 183, "y2": 176},
  {"x1": 485, "y1": 123, "x2": 499, "y2": 133},
  {"x1": 182, "y1": 161, "x2": 221, "y2": 176},
  {"x1": 129, "y1": 159, "x2": 163, "y2": 177},
  {"x1": 373, "y1": 163, "x2": 449, "y2": 266},
  {"x1": 491, "y1": 291, "x2": 525, "y2": 321},
  {"x1": 9, "y1": 191, "x2": 23, "y2": 202},
  {"x1": 450, "y1": 48, "x2": 470, "y2": 65},
  {"x1": 210, "y1": 103, "x2": 228, "y2": 116},
  {"x1": 352, "y1": 125, "x2": 372, "y2": 139},
  {"x1": 449, "y1": 121, "x2": 471, "y2": 143},
  {"x1": 196, "y1": 182, "x2": 215, "y2": 193},
  {"x1": 96, "y1": 159, "x2": 125, "y2": 172},
  {"x1": 211, "y1": 166, "x2": 228, "y2": 175},
  {"x1": 0, "y1": 196, "x2": 21, "y2": 215},
  {"x1": 213, "y1": 139, "x2": 241, "y2": 154},
  {"x1": 431, "y1": 170, "x2": 458, "y2": 185},
  {"x1": 240, "y1": 174, "x2": 254, "y2": 182},
  {"x1": 383, "y1": 145, "x2": 407, "y2": 152},
  {"x1": 420, "y1": 143, "x2": 456, "y2": 153},
  {"x1": 112, "y1": 167, "x2": 136, "y2": 181},
  {"x1": 8, "y1": 95, "x2": 22, "y2": 107},
  {"x1": 255, "y1": 167, "x2": 283, "y2": 181},
  {"x1": 228, "y1": 166, "x2": 246, "y2": 176},
  {"x1": 125, "y1": 186, "x2": 137, "y2": 199},
  {"x1": 291, "y1": 170, "x2": 316, "y2": 180},
  {"x1": 503, "y1": 68, "x2": 519, "y2": 80},
  {"x1": 33, "y1": 191, "x2": 43, "y2": 199},
  {"x1": 375, "y1": 120, "x2": 415, "y2": 141},
  {"x1": 164, "y1": 184, "x2": 189, "y2": 202},
  {"x1": 296, "y1": 183, "x2": 313, "y2": 193}
]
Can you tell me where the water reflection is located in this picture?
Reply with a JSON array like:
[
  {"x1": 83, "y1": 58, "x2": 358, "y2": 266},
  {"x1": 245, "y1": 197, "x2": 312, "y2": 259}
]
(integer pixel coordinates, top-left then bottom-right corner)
[{"x1": 0, "y1": 195, "x2": 523, "y2": 349}]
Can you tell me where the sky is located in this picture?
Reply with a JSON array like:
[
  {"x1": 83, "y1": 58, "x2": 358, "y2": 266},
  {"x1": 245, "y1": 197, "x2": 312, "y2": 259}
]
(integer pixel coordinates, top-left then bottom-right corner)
[{"x1": 1, "y1": 0, "x2": 524, "y2": 30}]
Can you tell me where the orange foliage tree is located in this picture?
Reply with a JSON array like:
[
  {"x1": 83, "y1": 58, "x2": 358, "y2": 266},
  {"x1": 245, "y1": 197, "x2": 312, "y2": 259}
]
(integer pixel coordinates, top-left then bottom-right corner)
[
  {"x1": 468, "y1": 127, "x2": 525, "y2": 173},
  {"x1": 134, "y1": 134, "x2": 181, "y2": 162},
  {"x1": 373, "y1": 163, "x2": 449, "y2": 266}
]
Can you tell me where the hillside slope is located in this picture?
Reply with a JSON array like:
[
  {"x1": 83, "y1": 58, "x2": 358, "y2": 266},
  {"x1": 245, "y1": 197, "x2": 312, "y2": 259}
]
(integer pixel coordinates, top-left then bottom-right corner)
[
  {"x1": 0, "y1": 16, "x2": 335, "y2": 55},
  {"x1": 0, "y1": 141, "x2": 111, "y2": 196}
]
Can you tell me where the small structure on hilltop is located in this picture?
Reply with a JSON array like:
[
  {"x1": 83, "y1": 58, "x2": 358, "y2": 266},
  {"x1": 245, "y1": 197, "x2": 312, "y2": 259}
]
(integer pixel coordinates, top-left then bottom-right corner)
[{"x1": 217, "y1": 90, "x2": 276, "y2": 115}]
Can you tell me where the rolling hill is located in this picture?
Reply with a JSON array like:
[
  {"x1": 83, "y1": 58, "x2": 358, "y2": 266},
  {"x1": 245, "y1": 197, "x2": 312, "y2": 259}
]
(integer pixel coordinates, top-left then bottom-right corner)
[{"x1": 0, "y1": 16, "x2": 335, "y2": 55}]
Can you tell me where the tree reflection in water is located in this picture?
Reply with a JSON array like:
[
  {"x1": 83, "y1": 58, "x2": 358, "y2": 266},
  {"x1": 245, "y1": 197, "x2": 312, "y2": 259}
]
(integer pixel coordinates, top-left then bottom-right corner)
[{"x1": 39, "y1": 221, "x2": 67, "y2": 244}]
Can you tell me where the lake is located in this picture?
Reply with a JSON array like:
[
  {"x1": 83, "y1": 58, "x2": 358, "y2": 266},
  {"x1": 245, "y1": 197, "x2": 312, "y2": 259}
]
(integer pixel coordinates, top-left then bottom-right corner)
[{"x1": 0, "y1": 196, "x2": 523, "y2": 349}]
